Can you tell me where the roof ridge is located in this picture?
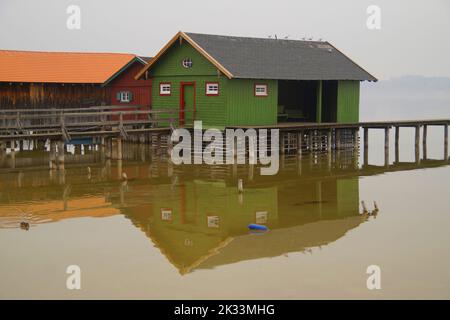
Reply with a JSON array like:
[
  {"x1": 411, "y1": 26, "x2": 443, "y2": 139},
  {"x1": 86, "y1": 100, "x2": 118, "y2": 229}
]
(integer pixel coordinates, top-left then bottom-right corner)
[{"x1": 184, "y1": 31, "x2": 328, "y2": 44}]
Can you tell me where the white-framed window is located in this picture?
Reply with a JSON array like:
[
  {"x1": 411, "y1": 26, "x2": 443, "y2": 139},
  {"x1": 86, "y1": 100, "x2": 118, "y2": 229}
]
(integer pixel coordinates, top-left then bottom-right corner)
[
  {"x1": 161, "y1": 208, "x2": 172, "y2": 221},
  {"x1": 254, "y1": 84, "x2": 268, "y2": 97},
  {"x1": 182, "y1": 57, "x2": 193, "y2": 69},
  {"x1": 205, "y1": 82, "x2": 219, "y2": 96},
  {"x1": 207, "y1": 215, "x2": 220, "y2": 228},
  {"x1": 159, "y1": 83, "x2": 171, "y2": 95},
  {"x1": 120, "y1": 91, "x2": 130, "y2": 102}
]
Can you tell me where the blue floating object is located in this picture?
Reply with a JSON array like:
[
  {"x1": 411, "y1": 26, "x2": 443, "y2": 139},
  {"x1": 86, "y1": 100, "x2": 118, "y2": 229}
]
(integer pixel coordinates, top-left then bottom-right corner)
[{"x1": 248, "y1": 224, "x2": 268, "y2": 231}]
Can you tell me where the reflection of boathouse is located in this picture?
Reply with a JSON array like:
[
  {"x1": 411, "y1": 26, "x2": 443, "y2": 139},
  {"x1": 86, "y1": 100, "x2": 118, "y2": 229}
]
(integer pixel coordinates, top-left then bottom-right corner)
[{"x1": 122, "y1": 176, "x2": 364, "y2": 274}]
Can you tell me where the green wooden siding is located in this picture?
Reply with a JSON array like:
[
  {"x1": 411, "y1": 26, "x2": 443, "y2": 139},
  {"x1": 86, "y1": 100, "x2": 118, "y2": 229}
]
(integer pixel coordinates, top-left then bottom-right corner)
[
  {"x1": 150, "y1": 40, "x2": 218, "y2": 77},
  {"x1": 149, "y1": 41, "x2": 228, "y2": 126},
  {"x1": 151, "y1": 76, "x2": 228, "y2": 127},
  {"x1": 227, "y1": 79, "x2": 277, "y2": 126},
  {"x1": 336, "y1": 80, "x2": 360, "y2": 123}
]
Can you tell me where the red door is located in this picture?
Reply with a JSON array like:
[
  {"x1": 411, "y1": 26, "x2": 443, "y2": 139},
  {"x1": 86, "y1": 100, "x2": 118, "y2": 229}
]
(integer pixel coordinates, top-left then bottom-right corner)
[{"x1": 180, "y1": 82, "x2": 195, "y2": 126}]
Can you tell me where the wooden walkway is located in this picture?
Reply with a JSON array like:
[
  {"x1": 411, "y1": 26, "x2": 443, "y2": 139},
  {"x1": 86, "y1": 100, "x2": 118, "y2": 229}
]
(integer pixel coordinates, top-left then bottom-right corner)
[
  {"x1": 229, "y1": 119, "x2": 450, "y2": 164},
  {"x1": 0, "y1": 106, "x2": 192, "y2": 141},
  {"x1": 0, "y1": 107, "x2": 448, "y2": 168},
  {"x1": 228, "y1": 119, "x2": 450, "y2": 130}
]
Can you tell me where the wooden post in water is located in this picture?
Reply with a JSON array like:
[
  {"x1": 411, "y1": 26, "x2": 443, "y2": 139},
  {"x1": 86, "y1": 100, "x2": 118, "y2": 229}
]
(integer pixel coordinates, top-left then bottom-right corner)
[
  {"x1": 297, "y1": 131, "x2": 303, "y2": 157},
  {"x1": 105, "y1": 138, "x2": 112, "y2": 159},
  {"x1": 111, "y1": 138, "x2": 123, "y2": 160},
  {"x1": 49, "y1": 140, "x2": 57, "y2": 170},
  {"x1": 335, "y1": 129, "x2": 341, "y2": 151},
  {"x1": 445, "y1": 124, "x2": 448, "y2": 160},
  {"x1": 167, "y1": 133, "x2": 173, "y2": 156},
  {"x1": 57, "y1": 140, "x2": 65, "y2": 170},
  {"x1": 395, "y1": 126, "x2": 400, "y2": 164},
  {"x1": 327, "y1": 129, "x2": 332, "y2": 153},
  {"x1": 297, "y1": 154, "x2": 302, "y2": 176},
  {"x1": 423, "y1": 125, "x2": 428, "y2": 160},
  {"x1": 415, "y1": 125, "x2": 420, "y2": 164},
  {"x1": 363, "y1": 127, "x2": 369, "y2": 166},
  {"x1": 384, "y1": 127, "x2": 390, "y2": 167},
  {"x1": 353, "y1": 129, "x2": 359, "y2": 150},
  {"x1": 9, "y1": 148, "x2": 16, "y2": 169},
  {"x1": 280, "y1": 132, "x2": 285, "y2": 154}
]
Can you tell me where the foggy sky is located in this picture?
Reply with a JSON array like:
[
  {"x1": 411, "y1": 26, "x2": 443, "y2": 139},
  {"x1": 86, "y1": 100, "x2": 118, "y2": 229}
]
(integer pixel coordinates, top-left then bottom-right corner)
[{"x1": 1, "y1": 0, "x2": 449, "y2": 79}]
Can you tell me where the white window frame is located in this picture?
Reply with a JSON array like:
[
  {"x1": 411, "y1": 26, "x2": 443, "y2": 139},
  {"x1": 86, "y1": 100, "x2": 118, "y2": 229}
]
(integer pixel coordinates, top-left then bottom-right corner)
[
  {"x1": 159, "y1": 83, "x2": 171, "y2": 96},
  {"x1": 205, "y1": 82, "x2": 219, "y2": 96},
  {"x1": 254, "y1": 84, "x2": 268, "y2": 97},
  {"x1": 119, "y1": 91, "x2": 131, "y2": 102}
]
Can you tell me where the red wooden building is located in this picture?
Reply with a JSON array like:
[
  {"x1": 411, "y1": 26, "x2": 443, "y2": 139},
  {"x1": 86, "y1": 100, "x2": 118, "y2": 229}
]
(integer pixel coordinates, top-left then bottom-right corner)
[
  {"x1": 0, "y1": 50, "x2": 152, "y2": 110},
  {"x1": 106, "y1": 56, "x2": 152, "y2": 108}
]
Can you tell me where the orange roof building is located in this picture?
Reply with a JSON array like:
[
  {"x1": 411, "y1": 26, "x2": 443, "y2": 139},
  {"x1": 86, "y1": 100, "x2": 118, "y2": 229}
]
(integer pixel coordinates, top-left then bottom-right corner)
[{"x1": 0, "y1": 50, "x2": 151, "y2": 109}]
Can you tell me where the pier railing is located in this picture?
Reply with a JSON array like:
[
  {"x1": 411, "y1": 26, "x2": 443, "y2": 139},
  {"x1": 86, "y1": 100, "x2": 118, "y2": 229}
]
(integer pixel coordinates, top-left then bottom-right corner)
[{"x1": 0, "y1": 106, "x2": 195, "y2": 140}]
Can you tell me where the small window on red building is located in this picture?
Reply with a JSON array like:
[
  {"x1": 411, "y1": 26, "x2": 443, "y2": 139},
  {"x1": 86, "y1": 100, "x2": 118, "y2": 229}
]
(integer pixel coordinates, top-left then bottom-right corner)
[
  {"x1": 254, "y1": 84, "x2": 268, "y2": 97},
  {"x1": 116, "y1": 91, "x2": 133, "y2": 103},
  {"x1": 159, "y1": 83, "x2": 171, "y2": 96},
  {"x1": 206, "y1": 82, "x2": 219, "y2": 96}
]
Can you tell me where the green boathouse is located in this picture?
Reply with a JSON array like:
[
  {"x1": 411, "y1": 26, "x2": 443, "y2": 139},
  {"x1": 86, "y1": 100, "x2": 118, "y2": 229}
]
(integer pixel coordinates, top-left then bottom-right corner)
[{"x1": 136, "y1": 31, "x2": 377, "y2": 127}]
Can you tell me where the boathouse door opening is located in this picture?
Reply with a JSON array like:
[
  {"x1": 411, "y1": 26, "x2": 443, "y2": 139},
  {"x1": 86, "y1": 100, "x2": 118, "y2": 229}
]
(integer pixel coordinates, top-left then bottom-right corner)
[
  {"x1": 321, "y1": 80, "x2": 338, "y2": 123},
  {"x1": 277, "y1": 80, "x2": 319, "y2": 123}
]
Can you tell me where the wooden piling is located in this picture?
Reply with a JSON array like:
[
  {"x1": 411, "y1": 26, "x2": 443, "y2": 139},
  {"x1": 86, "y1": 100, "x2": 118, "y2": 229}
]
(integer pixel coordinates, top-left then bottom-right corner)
[
  {"x1": 280, "y1": 133, "x2": 285, "y2": 154},
  {"x1": 395, "y1": 126, "x2": 400, "y2": 163},
  {"x1": 353, "y1": 129, "x2": 359, "y2": 150},
  {"x1": 335, "y1": 129, "x2": 341, "y2": 150},
  {"x1": 445, "y1": 124, "x2": 448, "y2": 160},
  {"x1": 384, "y1": 127, "x2": 390, "y2": 167},
  {"x1": 363, "y1": 127, "x2": 369, "y2": 166},
  {"x1": 49, "y1": 141, "x2": 57, "y2": 170},
  {"x1": 297, "y1": 131, "x2": 303, "y2": 156},
  {"x1": 238, "y1": 179, "x2": 244, "y2": 193},
  {"x1": 111, "y1": 138, "x2": 123, "y2": 160},
  {"x1": 327, "y1": 130, "x2": 332, "y2": 153},
  {"x1": 415, "y1": 125, "x2": 420, "y2": 164},
  {"x1": 308, "y1": 131, "x2": 314, "y2": 151},
  {"x1": 423, "y1": 125, "x2": 428, "y2": 160},
  {"x1": 57, "y1": 140, "x2": 65, "y2": 170}
]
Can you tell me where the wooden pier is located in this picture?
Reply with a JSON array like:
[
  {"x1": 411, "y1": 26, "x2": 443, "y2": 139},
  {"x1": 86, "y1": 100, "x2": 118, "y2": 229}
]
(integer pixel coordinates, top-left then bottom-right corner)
[
  {"x1": 229, "y1": 119, "x2": 450, "y2": 165},
  {"x1": 1, "y1": 107, "x2": 449, "y2": 169}
]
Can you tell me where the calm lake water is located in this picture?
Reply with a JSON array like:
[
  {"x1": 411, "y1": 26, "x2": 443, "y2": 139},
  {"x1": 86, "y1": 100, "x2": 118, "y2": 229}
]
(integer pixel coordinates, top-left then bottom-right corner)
[{"x1": 1, "y1": 79, "x2": 450, "y2": 299}]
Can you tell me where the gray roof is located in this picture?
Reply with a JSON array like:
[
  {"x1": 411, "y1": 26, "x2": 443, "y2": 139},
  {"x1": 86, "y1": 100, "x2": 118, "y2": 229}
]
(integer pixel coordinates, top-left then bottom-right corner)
[
  {"x1": 139, "y1": 56, "x2": 153, "y2": 63},
  {"x1": 185, "y1": 32, "x2": 377, "y2": 81}
]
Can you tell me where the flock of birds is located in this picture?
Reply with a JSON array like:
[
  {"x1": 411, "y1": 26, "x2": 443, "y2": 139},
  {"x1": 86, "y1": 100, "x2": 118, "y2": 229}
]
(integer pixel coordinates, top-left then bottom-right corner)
[{"x1": 268, "y1": 35, "x2": 324, "y2": 41}]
